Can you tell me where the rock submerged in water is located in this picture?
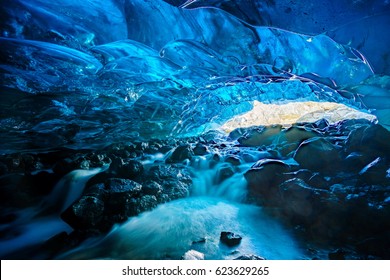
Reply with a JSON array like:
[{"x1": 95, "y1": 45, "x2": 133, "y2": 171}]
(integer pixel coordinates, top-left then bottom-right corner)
[
  {"x1": 182, "y1": 250, "x2": 205, "y2": 260},
  {"x1": 220, "y1": 231, "x2": 242, "y2": 247}
]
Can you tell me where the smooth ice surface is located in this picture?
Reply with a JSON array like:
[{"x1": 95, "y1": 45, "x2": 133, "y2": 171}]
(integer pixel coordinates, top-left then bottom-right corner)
[{"x1": 1, "y1": 0, "x2": 390, "y2": 153}]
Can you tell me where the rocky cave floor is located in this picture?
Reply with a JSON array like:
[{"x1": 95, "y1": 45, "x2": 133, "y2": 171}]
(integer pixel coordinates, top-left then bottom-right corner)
[{"x1": 1, "y1": 118, "x2": 390, "y2": 260}]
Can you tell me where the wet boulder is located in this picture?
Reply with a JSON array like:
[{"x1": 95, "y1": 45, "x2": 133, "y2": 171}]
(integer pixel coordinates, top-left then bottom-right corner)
[
  {"x1": 124, "y1": 195, "x2": 158, "y2": 216},
  {"x1": 104, "y1": 178, "x2": 142, "y2": 208},
  {"x1": 159, "y1": 179, "x2": 191, "y2": 201},
  {"x1": 166, "y1": 144, "x2": 194, "y2": 163},
  {"x1": 355, "y1": 231, "x2": 390, "y2": 259},
  {"x1": 345, "y1": 124, "x2": 390, "y2": 160},
  {"x1": 142, "y1": 180, "x2": 163, "y2": 196},
  {"x1": 357, "y1": 157, "x2": 390, "y2": 186},
  {"x1": 0, "y1": 161, "x2": 8, "y2": 176},
  {"x1": 52, "y1": 158, "x2": 76, "y2": 176},
  {"x1": 244, "y1": 159, "x2": 290, "y2": 205},
  {"x1": 148, "y1": 165, "x2": 192, "y2": 200},
  {"x1": 61, "y1": 195, "x2": 105, "y2": 230},
  {"x1": 220, "y1": 231, "x2": 242, "y2": 247},
  {"x1": 279, "y1": 178, "x2": 327, "y2": 225},
  {"x1": 293, "y1": 138, "x2": 342, "y2": 174},
  {"x1": 215, "y1": 164, "x2": 235, "y2": 184},
  {"x1": 149, "y1": 164, "x2": 191, "y2": 182},
  {"x1": 193, "y1": 143, "x2": 209, "y2": 156},
  {"x1": 328, "y1": 249, "x2": 346, "y2": 260},
  {"x1": 116, "y1": 160, "x2": 144, "y2": 179},
  {"x1": 225, "y1": 155, "x2": 241, "y2": 166},
  {"x1": 278, "y1": 126, "x2": 318, "y2": 156}
]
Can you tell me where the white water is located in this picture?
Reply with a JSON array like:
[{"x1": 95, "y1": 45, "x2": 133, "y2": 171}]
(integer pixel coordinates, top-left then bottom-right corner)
[
  {"x1": 60, "y1": 197, "x2": 305, "y2": 260},
  {"x1": 45, "y1": 166, "x2": 108, "y2": 212},
  {"x1": 58, "y1": 155, "x2": 307, "y2": 260}
]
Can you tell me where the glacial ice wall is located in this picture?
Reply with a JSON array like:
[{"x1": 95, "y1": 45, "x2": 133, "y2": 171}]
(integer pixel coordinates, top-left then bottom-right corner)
[{"x1": 1, "y1": 0, "x2": 390, "y2": 153}]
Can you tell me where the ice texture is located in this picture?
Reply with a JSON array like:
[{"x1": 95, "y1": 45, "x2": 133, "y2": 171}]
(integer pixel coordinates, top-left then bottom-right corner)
[{"x1": 1, "y1": 0, "x2": 390, "y2": 153}]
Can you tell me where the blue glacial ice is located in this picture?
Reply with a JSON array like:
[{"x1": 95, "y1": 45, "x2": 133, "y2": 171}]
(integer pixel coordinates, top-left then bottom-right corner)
[{"x1": 1, "y1": 0, "x2": 390, "y2": 261}]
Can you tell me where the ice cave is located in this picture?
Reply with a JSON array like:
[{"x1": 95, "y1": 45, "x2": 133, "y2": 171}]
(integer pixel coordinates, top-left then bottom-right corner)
[{"x1": 0, "y1": 0, "x2": 390, "y2": 260}]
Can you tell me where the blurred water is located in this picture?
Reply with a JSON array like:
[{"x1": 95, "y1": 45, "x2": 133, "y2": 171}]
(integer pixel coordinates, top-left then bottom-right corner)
[{"x1": 58, "y1": 156, "x2": 306, "y2": 260}]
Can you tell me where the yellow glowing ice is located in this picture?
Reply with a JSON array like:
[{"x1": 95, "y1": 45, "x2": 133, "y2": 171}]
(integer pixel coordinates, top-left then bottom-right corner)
[{"x1": 220, "y1": 101, "x2": 376, "y2": 132}]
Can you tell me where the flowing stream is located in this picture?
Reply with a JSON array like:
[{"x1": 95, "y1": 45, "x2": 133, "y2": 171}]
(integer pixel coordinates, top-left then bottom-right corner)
[{"x1": 58, "y1": 155, "x2": 308, "y2": 260}]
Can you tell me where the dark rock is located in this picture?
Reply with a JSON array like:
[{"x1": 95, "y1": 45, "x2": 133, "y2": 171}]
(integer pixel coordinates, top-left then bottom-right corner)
[
  {"x1": 244, "y1": 159, "x2": 290, "y2": 205},
  {"x1": 279, "y1": 126, "x2": 318, "y2": 156},
  {"x1": 137, "y1": 195, "x2": 158, "y2": 213},
  {"x1": 225, "y1": 155, "x2": 241, "y2": 166},
  {"x1": 238, "y1": 125, "x2": 282, "y2": 147},
  {"x1": 344, "y1": 152, "x2": 372, "y2": 172},
  {"x1": 0, "y1": 161, "x2": 8, "y2": 175},
  {"x1": 25, "y1": 171, "x2": 61, "y2": 195},
  {"x1": 220, "y1": 231, "x2": 242, "y2": 247},
  {"x1": 279, "y1": 178, "x2": 326, "y2": 224},
  {"x1": 215, "y1": 165, "x2": 235, "y2": 184},
  {"x1": 21, "y1": 154, "x2": 44, "y2": 172},
  {"x1": 117, "y1": 160, "x2": 144, "y2": 179},
  {"x1": 86, "y1": 171, "x2": 114, "y2": 188},
  {"x1": 285, "y1": 169, "x2": 330, "y2": 190},
  {"x1": 234, "y1": 254, "x2": 266, "y2": 260},
  {"x1": 74, "y1": 157, "x2": 90, "y2": 170},
  {"x1": 148, "y1": 165, "x2": 192, "y2": 185},
  {"x1": 159, "y1": 145, "x2": 175, "y2": 154},
  {"x1": 328, "y1": 249, "x2": 346, "y2": 260},
  {"x1": 312, "y1": 118, "x2": 331, "y2": 130},
  {"x1": 358, "y1": 157, "x2": 390, "y2": 186},
  {"x1": 294, "y1": 138, "x2": 342, "y2": 174},
  {"x1": 355, "y1": 232, "x2": 390, "y2": 259},
  {"x1": 52, "y1": 158, "x2": 76, "y2": 175},
  {"x1": 160, "y1": 179, "x2": 191, "y2": 200},
  {"x1": 142, "y1": 180, "x2": 163, "y2": 195},
  {"x1": 104, "y1": 178, "x2": 142, "y2": 204},
  {"x1": 210, "y1": 153, "x2": 221, "y2": 168},
  {"x1": 166, "y1": 144, "x2": 194, "y2": 163},
  {"x1": 124, "y1": 195, "x2": 158, "y2": 217},
  {"x1": 0, "y1": 174, "x2": 39, "y2": 208},
  {"x1": 102, "y1": 178, "x2": 143, "y2": 220},
  {"x1": 345, "y1": 124, "x2": 390, "y2": 159},
  {"x1": 0, "y1": 212, "x2": 17, "y2": 224},
  {"x1": 83, "y1": 183, "x2": 107, "y2": 201},
  {"x1": 40, "y1": 231, "x2": 70, "y2": 258},
  {"x1": 61, "y1": 195, "x2": 105, "y2": 229},
  {"x1": 193, "y1": 143, "x2": 209, "y2": 156},
  {"x1": 88, "y1": 152, "x2": 110, "y2": 167}
]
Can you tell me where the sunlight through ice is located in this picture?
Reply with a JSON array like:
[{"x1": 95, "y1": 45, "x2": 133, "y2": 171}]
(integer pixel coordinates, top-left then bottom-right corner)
[{"x1": 220, "y1": 101, "x2": 376, "y2": 132}]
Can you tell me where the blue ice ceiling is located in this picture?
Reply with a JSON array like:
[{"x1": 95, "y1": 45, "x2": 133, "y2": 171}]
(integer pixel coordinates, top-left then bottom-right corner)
[{"x1": 1, "y1": 0, "x2": 390, "y2": 152}]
